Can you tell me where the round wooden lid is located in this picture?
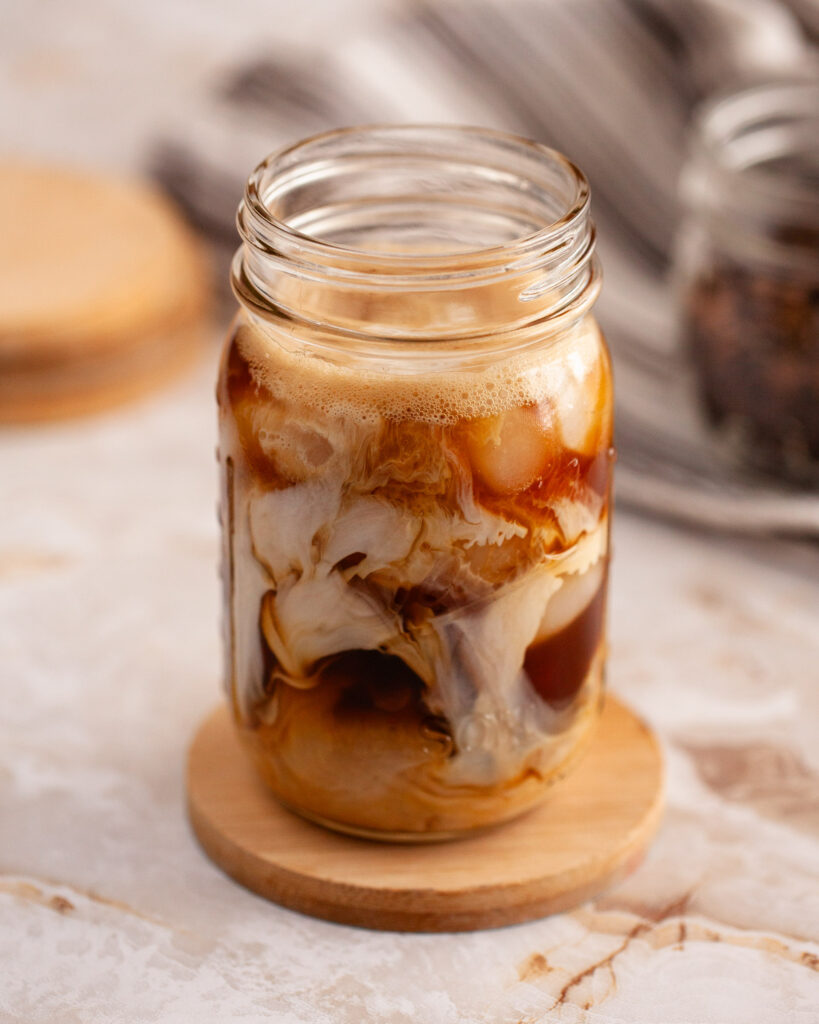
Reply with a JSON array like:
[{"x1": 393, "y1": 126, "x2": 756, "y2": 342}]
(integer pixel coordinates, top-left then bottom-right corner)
[
  {"x1": 187, "y1": 696, "x2": 664, "y2": 932},
  {"x1": 0, "y1": 163, "x2": 210, "y2": 420}
]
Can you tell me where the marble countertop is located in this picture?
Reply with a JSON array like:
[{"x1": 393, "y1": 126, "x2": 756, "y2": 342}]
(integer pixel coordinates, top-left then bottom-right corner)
[
  {"x1": 2, "y1": 1, "x2": 818, "y2": 1017},
  {"x1": 1, "y1": 349, "x2": 818, "y2": 1023}
]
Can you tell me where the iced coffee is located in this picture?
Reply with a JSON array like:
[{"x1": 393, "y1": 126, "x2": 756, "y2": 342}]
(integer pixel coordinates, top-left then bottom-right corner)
[{"x1": 218, "y1": 126, "x2": 613, "y2": 838}]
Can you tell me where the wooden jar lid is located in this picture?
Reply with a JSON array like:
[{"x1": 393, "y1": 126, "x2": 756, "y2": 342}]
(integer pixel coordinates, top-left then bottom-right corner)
[
  {"x1": 187, "y1": 696, "x2": 664, "y2": 932},
  {"x1": 0, "y1": 163, "x2": 210, "y2": 421}
]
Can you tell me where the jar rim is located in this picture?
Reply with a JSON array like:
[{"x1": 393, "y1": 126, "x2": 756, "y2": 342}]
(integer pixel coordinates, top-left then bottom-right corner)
[
  {"x1": 237, "y1": 124, "x2": 593, "y2": 287},
  {"x1": 690, "y1": 78, "x2": 819, "y2": 215},
  {"x1": 233, "y1": 124, "x2": 599, "y2": 350}
]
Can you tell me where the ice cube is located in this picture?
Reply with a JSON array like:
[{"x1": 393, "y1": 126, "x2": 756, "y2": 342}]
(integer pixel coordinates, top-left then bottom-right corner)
[
  {"x1": 465, "y1": 405, "x2": 556, "y2": 494},
  {"x1": 535, "y1": 557, "x2": 606, "y2": 642}
]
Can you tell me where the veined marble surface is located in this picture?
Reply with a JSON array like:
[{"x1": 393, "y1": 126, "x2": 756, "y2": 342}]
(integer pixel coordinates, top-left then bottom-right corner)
[
  {"x1": 1, "y1": 349, "x2": 818, "y2": 1023},
  {"x1": 2, "y1": 1, "x2": 819, "y2": 1015}
]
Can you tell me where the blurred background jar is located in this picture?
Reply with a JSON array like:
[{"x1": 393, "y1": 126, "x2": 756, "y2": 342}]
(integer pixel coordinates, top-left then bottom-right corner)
[{"x1": 676, "y1": 79, "x2": 819, "y2": 486}]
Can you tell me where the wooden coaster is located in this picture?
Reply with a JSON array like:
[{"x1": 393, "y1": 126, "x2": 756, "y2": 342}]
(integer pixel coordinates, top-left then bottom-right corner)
[
  {"x1": 0, "y1": 163, "x2": 210, "y2": 421},
  {"x1": 187, "y1": 696, "x2": 664, "y2": 932}
]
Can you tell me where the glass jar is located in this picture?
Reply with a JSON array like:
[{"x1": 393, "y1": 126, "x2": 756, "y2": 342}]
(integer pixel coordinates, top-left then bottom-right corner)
[
  {"x1": 676, "y1": 80, "x2": 819, "y2": 486},
  {"x1": 217, "y1": 126, "x2": 613, "y2": 840}
]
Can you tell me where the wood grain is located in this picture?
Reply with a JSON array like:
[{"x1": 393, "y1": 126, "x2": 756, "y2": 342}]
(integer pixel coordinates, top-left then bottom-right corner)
[{"x1": 187, "y1": 695, "x2": 664, "y2": 932}]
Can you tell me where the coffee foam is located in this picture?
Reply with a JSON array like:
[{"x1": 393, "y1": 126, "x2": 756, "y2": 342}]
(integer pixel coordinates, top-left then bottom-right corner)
[{"x1": 236, "y1": 316, "x2": 603, "y2": 427}]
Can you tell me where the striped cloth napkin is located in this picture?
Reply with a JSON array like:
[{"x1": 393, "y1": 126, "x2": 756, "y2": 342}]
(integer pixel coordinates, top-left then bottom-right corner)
[{"x1": 153, "y1": 0, "x2": 819, "y2": 536}]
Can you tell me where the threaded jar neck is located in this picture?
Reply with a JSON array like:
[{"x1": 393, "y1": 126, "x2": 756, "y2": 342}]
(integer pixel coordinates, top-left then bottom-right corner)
[
  {"x1": 681, "y1": 79, "x2": 819, "y2": 272},
  {"x1": 232, "y1": 125, "x2": 599, "y2": 354}
]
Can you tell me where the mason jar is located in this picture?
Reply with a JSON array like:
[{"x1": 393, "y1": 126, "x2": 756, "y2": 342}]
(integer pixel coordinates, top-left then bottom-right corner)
[
  {"x1": 217, "y1": 126, "x2": 613, "y2": 840},
  {"x1": 676, "y1": 80, "x2": 819, "y2": 485}
]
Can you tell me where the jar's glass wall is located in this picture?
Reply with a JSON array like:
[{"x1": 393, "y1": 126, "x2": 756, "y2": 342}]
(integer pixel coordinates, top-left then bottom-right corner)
[{"x1": 218, "y1": 127, "x2": 613, "y2": 839}]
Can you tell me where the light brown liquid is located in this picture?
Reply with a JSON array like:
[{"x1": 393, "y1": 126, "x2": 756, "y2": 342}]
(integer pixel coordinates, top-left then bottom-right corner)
[{"x1": 218, "y1": 316, "x2": 613, "y2": 837}]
